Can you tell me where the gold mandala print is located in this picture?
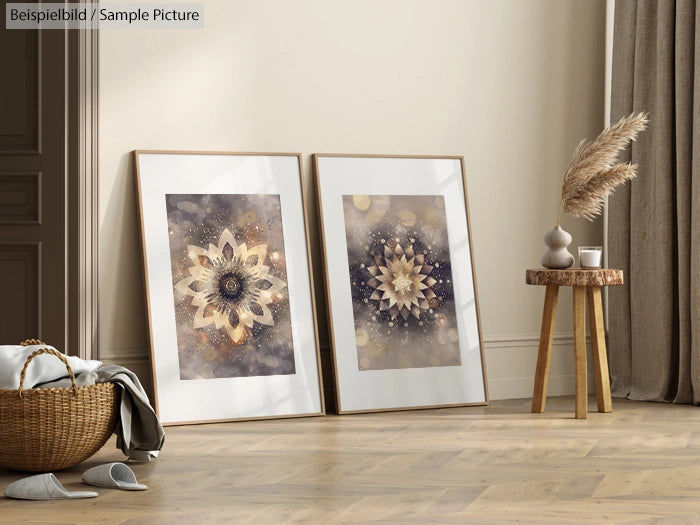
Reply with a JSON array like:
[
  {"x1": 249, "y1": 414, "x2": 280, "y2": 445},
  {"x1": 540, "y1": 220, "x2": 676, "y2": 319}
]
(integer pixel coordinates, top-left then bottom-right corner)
[
  {"x1": 167, "y1": 194, "x2": 295, "y2": 380},
  {"x1": 174, "y1": 228, "x2": 287, "y2": 345},
  {"x1": 367, "y1": 242, "x2": 437, "y2": 321},
  {"x1": 343, "y1": 194, "x2": 462, "y2": 371}
]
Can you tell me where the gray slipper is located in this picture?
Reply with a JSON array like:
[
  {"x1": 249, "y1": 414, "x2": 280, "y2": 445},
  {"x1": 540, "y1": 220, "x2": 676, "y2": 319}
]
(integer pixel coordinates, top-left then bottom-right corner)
[
  {"x1": 4, "y1": 473, "x2": 98, "y2": 500},
  {"x1": 82, "y1": 462, "x2": 147, "y2": 491}
]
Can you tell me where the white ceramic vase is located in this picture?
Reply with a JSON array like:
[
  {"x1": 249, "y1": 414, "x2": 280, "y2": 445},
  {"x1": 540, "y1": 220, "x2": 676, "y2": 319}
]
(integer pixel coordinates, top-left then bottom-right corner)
[{"x1": 541, "y1": 226, "x2": 575, "y2": 269}]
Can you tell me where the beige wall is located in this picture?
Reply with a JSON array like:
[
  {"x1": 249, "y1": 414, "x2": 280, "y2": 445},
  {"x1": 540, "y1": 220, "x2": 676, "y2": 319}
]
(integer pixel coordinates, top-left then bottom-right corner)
[{"x1": 99, "y1": 0, "x2": 606, "y2": 401}]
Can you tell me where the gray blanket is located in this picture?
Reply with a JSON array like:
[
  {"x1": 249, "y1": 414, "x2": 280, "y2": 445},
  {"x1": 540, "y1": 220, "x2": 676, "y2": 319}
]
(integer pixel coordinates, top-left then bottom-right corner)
[{"x1": 38, "y1": 365, "x2": 165, "y2": 462}]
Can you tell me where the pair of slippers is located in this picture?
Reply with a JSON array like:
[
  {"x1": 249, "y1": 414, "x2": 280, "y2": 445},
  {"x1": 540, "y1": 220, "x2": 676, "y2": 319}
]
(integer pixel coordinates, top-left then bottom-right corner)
[{"x1": 4, "y1": 463, "x2": 147, "y2": 500}]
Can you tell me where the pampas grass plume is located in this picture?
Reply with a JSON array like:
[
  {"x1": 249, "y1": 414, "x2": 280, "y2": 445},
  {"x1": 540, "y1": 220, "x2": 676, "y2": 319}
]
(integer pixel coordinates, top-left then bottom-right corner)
[{"x1": 557, "y1": 112, "x2": 648, "y2": 225}]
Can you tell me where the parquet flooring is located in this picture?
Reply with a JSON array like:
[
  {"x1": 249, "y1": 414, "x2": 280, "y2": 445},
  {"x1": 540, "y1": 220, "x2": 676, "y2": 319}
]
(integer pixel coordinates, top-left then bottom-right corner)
[{"x1": 2, "y1": 396, "x2": 700, "y2": 524}]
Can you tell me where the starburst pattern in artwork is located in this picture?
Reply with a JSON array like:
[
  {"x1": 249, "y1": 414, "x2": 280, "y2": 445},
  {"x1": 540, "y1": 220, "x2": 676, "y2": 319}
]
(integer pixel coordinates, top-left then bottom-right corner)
[
  {"x1": 366, "y1": 243, "x2": 437, "y2": 321},
  {"x1": 174, "y1": 228, "x2": 287, "y2": 344}
]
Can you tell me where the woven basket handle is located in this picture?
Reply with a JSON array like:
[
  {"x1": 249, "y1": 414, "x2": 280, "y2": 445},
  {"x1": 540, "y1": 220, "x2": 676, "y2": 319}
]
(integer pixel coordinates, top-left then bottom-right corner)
[
  {"x1": 20, "y1": 338, "x2": 45, "y2": 346},
  {"x1": 18, "y1": 348, "x2": 79, "y2": 398}
]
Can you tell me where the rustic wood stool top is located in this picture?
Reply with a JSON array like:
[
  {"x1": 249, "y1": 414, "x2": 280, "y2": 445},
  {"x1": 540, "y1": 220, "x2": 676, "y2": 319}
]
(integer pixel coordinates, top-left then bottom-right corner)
[{"x1": 526, "y1": 268, "x2": 623, "y2": 287}]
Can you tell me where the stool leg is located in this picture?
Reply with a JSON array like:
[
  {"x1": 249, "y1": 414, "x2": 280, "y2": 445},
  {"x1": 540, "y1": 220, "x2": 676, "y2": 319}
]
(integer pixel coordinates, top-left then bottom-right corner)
[
  {"x1": 532, "y1": 284, "x2": 559, "y2": 413},
  {"x1": 573, "y1": 285, "x2": 587, "y2": 419},
  {"x1": 587, "y1": 286, "x2": 612, "y2": 413}
]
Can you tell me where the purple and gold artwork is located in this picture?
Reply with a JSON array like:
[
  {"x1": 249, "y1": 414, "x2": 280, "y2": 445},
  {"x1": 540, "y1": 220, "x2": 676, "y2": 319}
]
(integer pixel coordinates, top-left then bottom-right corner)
[
  {"x1": 167, "y1": 194, "x2": 295, "y2": 380},
  {"x1": 343, "y1": 194, "x2": 462, "y2": 371}
]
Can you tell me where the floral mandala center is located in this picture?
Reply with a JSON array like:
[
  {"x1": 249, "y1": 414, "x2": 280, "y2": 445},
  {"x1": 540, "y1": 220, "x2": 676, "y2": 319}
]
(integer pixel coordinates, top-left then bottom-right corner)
[
  {"x1": 219, "y1": 272, "x2": 243, "y2": 300},
  {"x1": 392, "y1": 272, "x2": 413, "y2": 294}
]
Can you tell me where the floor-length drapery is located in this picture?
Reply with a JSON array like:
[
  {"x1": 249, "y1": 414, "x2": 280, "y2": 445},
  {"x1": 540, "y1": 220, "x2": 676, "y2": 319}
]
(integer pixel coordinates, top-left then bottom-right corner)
[{"x1": 609, "y1": 0, "x2": 699, "y2": 403}]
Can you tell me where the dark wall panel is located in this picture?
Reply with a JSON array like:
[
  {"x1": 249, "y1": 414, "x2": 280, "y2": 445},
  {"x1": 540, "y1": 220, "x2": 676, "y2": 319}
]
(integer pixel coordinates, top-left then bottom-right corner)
[
  {"x1": 0, "y1": 28, "x2": 38, "y2": 152},
  {"x1": 0, "y1": 244, "x2": 39, "y2": 342},
  {"x1": 0, "y1": 172, "x2": 40, "y2": 222}
]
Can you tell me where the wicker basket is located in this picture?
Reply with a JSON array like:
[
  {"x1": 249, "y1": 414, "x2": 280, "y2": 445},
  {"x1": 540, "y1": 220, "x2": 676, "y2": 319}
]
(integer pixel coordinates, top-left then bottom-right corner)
[{"x1": 0, "y1": 342, "x2": 119, "y2": 472}]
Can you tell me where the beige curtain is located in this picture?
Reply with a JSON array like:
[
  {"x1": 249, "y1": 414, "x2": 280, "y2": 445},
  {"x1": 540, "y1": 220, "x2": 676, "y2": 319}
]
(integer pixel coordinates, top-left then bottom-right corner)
[{"x1": 609, "y1": 0, "x2": 700, "y2": 403}]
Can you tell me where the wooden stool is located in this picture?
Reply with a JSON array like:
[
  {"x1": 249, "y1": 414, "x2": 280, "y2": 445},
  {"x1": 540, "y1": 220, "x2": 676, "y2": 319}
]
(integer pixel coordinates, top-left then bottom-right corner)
[{"x1": 526, "y1": 268, "x2": 623, "y2": 419}]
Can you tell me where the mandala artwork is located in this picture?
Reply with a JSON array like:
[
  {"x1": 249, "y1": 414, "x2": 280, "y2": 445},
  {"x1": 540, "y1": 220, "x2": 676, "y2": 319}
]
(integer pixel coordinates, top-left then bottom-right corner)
[
  {"x1": 167, "y1": 194, "x2": 296, "y2": 380},
  {"x1": 366, "y1": 242, "x2": 437, "y2": 321},
  {"x1": 343, "y1": 194, "x2": 462, "y2": 371}
]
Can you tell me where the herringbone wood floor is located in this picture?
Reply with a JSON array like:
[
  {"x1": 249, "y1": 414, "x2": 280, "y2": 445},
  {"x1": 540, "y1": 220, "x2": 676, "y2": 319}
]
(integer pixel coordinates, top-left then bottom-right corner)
[{"x1": 1, "y1": 396, "x2": 700, "y2": 524}]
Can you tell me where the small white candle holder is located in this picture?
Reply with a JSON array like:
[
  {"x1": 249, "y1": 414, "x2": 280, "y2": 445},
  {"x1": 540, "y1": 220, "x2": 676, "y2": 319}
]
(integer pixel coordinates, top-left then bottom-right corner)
[{"x1": 578, "y1": 246, "x2": 602, "y2": 269}]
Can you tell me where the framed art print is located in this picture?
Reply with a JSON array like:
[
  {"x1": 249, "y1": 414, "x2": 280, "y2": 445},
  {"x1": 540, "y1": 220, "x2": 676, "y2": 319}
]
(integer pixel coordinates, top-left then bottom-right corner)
[
  {"x1": 313, "y1": 154, "x2": 487, "y2": 413},
  {"x1": 134, "y1": 151, "x2": 324, "y2": 424}
]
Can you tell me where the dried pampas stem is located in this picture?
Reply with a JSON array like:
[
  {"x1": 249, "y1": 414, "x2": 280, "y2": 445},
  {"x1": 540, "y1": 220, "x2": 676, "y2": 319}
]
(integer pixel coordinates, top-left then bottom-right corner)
[{"x1": 557, "y1": 112, "x2": 648, "y2": 225}]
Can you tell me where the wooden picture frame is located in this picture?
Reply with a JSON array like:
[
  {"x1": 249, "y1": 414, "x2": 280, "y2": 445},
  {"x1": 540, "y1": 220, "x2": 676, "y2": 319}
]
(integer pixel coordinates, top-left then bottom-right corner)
[
  {"x1": 313, "y1": 154, "x2": 488, "y2": 413},
  {"x1": 134, "y1": 151, "x2": 324, "y2": 424}
]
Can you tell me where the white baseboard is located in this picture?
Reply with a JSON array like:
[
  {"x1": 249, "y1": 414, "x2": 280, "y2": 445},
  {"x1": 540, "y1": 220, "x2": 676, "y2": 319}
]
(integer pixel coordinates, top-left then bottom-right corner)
[{"x1": 483, "y1": 332, "x2": 597, "y2": 400}]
